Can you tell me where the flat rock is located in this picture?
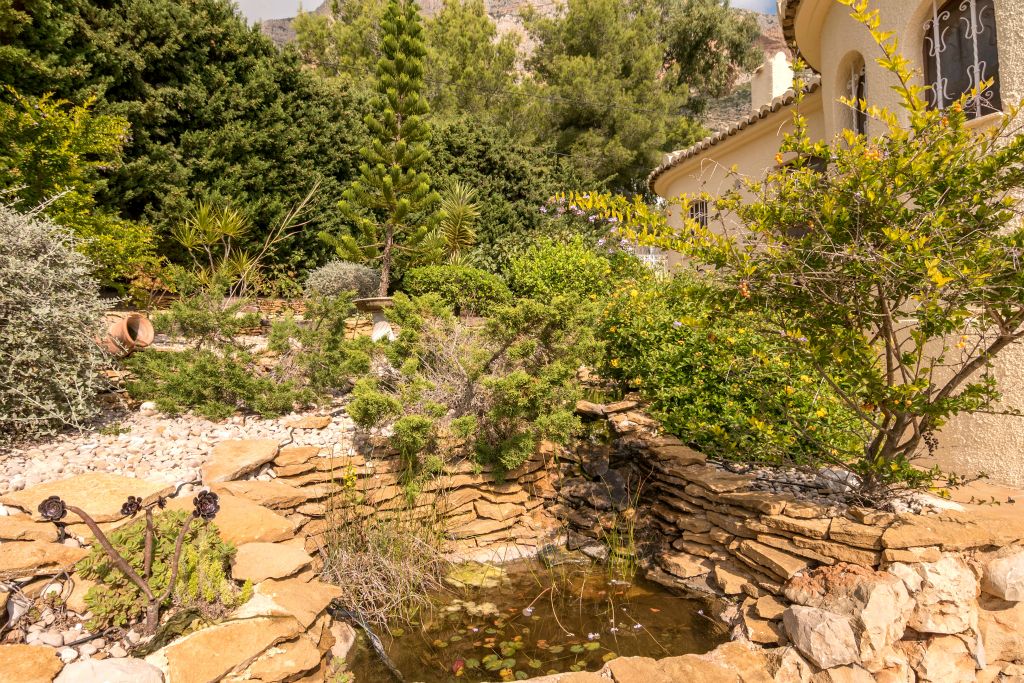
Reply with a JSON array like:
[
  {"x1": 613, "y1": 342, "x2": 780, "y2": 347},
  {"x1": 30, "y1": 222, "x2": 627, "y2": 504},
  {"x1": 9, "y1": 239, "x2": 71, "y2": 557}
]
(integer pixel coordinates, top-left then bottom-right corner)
[
  {"x1": 669, "y1": 465, "x2": 751, "y2": 493},
  {"x1": 274, "y1": 446, "x2": 320, "y2": 467},
  {"x1": 146, "y1": 616, "x2": 301, "y2": 683},
  {"x1": 233, "y1": 577, "x2": 342, "y2": 629},
  {"x1": 211, "y1": 480, "x2": 310, "y2": 509},
  {"x1": 283, "y1": 416, "x2": 332, "y2": 429},
  {"x1": 244, "y1": 634, "x2": 322, "y2": 682},
  {"x1": 54, "y1": 658, "x2": 164, "y2": 682},
  {"x1": 0, "y1": 541, "x2": 88, "y2": 580},
  {"x1": 712, "y1": 563, "x2": 749, "y2": 595},
  {"x1": 828, "y1": 518, "x2": 885, "y2": 549},
  {"x1": 881, "y1": 508, "x2": 1024, "y2": 551},
  {"x1": 201, "y1": 439, "x2": 280, "y2": 484},
  {"x1": 0, "y1": 474, "x2": 174, "y2": 523},
  {"x1": 0, "y1": 644, "x2": 65, "y2": 683},
  {"x1": 658, "y1": 551, "x2": 713, "y2": 579},
  {"x1": 762, "y1": 514, "x2": 831, "y2": 539},
  {"x1": 232, "y1": 542, "x2": 313, "y2": 583},
  {"x1": 738, "y1": 539, "x2": 809, "y2": 579},
  {"x1": 574, "y1": 400, "x2": 605, "y2": 418},
  {"x1": 166, "y1": 494, "x2": 296, "y2": 546},
  {"x1": 0, "y1": 516, "x2": 59, "y2": 542}
]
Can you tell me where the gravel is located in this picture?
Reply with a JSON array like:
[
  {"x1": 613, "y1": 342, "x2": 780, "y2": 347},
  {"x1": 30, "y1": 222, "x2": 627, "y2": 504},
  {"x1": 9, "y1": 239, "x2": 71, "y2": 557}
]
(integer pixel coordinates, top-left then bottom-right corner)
[{"x1": 0, "y1": 401, "x2": 356, "y2": 495}]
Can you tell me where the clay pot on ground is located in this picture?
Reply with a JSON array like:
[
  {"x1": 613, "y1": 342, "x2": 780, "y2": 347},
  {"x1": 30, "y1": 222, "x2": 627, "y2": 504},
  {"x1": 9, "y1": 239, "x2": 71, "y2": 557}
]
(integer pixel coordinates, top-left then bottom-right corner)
[{"x1": 102, "y1": 313, "x2": 155, "y2": 357}]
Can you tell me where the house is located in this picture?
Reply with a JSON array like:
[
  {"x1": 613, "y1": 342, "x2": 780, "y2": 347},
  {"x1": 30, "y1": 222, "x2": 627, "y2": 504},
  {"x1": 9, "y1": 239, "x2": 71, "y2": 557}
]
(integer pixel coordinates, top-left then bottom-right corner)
[{"x1": 647, "y1": 0, "x2": 1024, "y2": 487}]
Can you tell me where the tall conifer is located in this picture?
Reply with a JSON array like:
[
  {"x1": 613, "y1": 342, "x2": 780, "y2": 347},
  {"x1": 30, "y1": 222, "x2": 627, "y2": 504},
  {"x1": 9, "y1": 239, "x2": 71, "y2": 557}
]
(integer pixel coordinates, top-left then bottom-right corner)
[{"x1": 334, "y1": 0, "x2": 438, "y2": 296}]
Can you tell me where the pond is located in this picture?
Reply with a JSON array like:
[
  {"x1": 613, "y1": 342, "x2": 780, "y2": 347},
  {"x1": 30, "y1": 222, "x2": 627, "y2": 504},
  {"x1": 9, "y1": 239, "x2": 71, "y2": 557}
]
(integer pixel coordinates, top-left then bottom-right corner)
[{"x1": 346, "y1": 559, "x2": 727, "y2": 682}]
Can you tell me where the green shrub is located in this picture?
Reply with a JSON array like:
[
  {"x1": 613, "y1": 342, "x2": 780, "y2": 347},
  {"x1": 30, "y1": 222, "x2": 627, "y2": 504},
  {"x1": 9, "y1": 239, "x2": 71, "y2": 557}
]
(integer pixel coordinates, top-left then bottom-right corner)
[
  {"x1": 268, "y1": 295, "x2": 371, "y2": 393},
  {"x1": 347, "y1": 379, "x2": 403, "y2": 427},
  {"x1": 305, "y1": 260, "x2": 381, "y2": 299},
  {"x1": 78, "y1": 510, "x2": 252, "y2": 629},
  {"x1": 151, "y1": 270, "x2": 262, "y2": 349},
  {"x1": 125, "y1": 348, "x2": 310, "y2": 421},
  {"x1": 403, "y1": 264, "x2": 512, "y2": 315},
  {"x1": 349, "y1": 292, "x2": 593, "y2": 475},
  {"x1": 0, "y1": 206, "x2": 110, "y2": 446},
  {"x1": 599, "y1": 275, "x2": 863, "y2": 466},
  {"x1": 508, "y1": 235, "x2": 649, "y2": 300}
]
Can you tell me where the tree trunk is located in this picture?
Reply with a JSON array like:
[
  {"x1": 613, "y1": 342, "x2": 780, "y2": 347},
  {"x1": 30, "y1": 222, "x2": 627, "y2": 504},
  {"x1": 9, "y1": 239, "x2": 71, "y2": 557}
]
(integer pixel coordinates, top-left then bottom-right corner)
[{"x1": 378, "y1": 224, "x2": 395, "y2": 297}]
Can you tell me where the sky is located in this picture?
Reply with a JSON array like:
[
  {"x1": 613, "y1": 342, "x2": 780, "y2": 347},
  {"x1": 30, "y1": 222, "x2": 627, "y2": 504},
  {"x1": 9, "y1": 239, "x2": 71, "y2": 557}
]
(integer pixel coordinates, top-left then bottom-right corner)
[{"x1": 234, "y1": 0, "x2": 775, "y2": 23}]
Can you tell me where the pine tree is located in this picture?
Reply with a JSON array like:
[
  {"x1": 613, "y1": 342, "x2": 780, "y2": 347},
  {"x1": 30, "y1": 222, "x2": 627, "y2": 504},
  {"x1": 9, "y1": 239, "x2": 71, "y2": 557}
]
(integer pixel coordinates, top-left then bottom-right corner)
[{"x1": 331, "y1": 0, "x2": 438, "y2": 296}]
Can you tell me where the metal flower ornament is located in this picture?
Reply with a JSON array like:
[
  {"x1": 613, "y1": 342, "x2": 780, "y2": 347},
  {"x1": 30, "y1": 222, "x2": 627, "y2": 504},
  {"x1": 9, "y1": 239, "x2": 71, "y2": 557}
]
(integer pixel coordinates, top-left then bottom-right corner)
[{"x1": 38, "y1": 488, "x2": 220, "y2": 633}]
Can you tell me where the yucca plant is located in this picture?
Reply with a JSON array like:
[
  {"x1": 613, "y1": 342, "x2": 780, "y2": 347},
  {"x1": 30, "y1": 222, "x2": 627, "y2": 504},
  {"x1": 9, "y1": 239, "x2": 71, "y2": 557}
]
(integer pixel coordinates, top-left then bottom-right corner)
[{"x1": 430, "y1": 180, "x2": 480, "y2": 264}]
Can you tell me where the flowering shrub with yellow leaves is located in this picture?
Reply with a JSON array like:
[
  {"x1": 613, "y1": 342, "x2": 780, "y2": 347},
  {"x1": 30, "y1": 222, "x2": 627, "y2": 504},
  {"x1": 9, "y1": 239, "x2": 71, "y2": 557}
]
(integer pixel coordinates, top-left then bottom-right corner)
[
  {"x1": 599, "y1": 275, "x2": 863, "y2": 467},
  {"x1": 574, "y1": 1, "x2": 1024, "y2": 496}
]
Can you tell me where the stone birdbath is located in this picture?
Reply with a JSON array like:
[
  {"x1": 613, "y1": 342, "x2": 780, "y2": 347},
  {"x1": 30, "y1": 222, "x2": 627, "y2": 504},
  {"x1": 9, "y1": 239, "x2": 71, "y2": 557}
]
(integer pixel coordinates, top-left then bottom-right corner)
[{"x1": 353, "y1": 296, "x2": 396, "y2": 342}]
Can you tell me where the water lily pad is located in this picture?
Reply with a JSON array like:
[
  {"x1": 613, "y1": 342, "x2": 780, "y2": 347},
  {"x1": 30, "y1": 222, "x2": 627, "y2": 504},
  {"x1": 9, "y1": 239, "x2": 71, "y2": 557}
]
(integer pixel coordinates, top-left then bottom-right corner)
[
  {"x1": 602, "y1": 652, "x2": 618, "y2": 662},
  {"x1": 445, "y1": 562, "x2": 507, "y2": 589},
  {"x1": 570, "y1": 645, "x2": 585, "y2": 654},
  {"x1": 584, "y1": 642, "x2": 600, "y2": 651},
  {"x1": 548, "y1": 645, "x2": 564, "y2": 654},
  {"x1": 528, "y1": 659, "x2": 542, "y2": 669}
]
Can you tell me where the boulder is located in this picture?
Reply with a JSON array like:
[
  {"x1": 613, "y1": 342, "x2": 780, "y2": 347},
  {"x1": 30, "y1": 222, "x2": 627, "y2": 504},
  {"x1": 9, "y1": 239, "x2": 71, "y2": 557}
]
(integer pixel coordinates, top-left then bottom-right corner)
[
  {"x1": 890, "y1": 555, "x2": 978, "y2": 634},
  {"x1": 54, "y1": 658, "x2": 163, "y2": 682},
  {"x1": 898, "y1": 635, "x2": 976, "y2": 683},
  {"x1": 0, "y1": 644, "x2": 64, "y2": 683},
  {"x1": 978, "y1": 593, "x2": 1024, "y2": 663},
  {"x1": 808, "y1": 666, "x2": 875, "y2": 683},
  {"x1": 981, "y1": 548, "x2": 1024, "y2": 601},
  {"x1": 165, "y1": 493, "x2": 296, "y2": 545},
  {"x1": 783, "y1": 605, "x2": 860, "y2": 669},
  {"x1": 0, "y1": 474, "x2": 174, "y2": 522},
  {"x1": 231, "y1": 542, "x2": 313, "y2": 583},
  {"x1": 784, "y1": 564, "x2": 913, "y2": 665},
  {"x1": 201, "y1": 438, "x2": 280, "y2": 483},
  {"x1": 0, "y1": 541, "x2": 88, "y2": 580},
  {"x1": 146, "y1": 616, "x2": 302, "y2": 683},
  {"x1": 575, "y1": 400, "x2": 606, "y2": 418},
  {"x1": 765, "y1": 647, "x2": 814, "y2": 683}
]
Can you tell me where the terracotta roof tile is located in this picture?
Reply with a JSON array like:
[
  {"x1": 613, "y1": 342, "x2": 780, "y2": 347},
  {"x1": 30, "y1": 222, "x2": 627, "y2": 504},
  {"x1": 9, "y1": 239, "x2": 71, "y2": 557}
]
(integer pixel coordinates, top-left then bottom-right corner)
[{"x1": 647, "y1": 74, "x2": 820, "y2": 193}]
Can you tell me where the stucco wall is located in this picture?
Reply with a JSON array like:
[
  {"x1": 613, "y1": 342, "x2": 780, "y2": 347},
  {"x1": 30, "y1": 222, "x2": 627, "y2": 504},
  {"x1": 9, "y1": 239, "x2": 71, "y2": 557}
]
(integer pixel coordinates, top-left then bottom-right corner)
[{"x1": 799, "y1": 0, "x2": 1024, "y2": 138}]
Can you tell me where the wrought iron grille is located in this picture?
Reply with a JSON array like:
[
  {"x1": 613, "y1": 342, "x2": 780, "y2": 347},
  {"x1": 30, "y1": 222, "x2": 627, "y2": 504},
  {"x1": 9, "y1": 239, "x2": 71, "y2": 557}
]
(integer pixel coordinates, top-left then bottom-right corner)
[{"x1": 923, "y1": 0, "x2": 1001, "y2": 119}]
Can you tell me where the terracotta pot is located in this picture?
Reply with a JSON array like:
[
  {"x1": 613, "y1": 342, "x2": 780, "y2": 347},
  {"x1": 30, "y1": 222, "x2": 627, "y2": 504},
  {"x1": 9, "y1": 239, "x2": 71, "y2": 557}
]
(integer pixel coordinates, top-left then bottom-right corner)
[{"x1": 103, "y1": 313, "x2": 155, "y2": 357}]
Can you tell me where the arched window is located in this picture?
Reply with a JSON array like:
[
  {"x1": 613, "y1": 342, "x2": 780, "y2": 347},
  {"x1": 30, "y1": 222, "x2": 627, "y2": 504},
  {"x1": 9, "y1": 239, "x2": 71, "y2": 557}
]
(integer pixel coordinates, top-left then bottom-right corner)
[
  {"x1": 844, "y1": 55, "x2": 868, "y2": 135},
  {"x1": 923, "y1": 0, "x2": 1001, "y2": 119}
]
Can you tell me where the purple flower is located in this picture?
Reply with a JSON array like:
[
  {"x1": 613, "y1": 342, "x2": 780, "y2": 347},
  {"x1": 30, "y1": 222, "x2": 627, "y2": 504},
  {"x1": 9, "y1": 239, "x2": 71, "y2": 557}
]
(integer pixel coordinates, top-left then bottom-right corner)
[
  {"x1": 121, "y1": 496, "x2": 142, "y2": 518},
  {"x1": 540, "y1": 206, "x2": 548, "y2": 214},
  {"x1": 597, "y1": 238, "x2": 606, "y2": 246},
  {"x1": 588, "y1": 215, "x2": 597, "y2": 222},
  {"x1": 673, "y1": 321, "x2": 683, "y2": 328},
  {"x1": 192, "y1": 491, "x2": 220, "y2": 520},
  {"x1": 607, "y1": 217, "x2": 618, "y2": 224},
  {"x1": 38, "y1": 496, "x2": 67, "y2": 522}
]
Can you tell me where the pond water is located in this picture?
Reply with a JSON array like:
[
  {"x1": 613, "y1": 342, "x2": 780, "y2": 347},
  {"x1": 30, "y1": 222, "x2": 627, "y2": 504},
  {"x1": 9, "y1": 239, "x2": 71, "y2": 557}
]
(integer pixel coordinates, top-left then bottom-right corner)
[{"x1": 347, "y1": 560, "x2": 727, "y2": 682}]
